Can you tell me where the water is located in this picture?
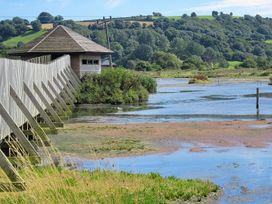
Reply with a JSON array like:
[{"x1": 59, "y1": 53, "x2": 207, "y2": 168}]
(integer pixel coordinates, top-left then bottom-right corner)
[
  {"x1": 70, "y1": 78, "x2": 272, "y2": 124},
  {"x1": 69, "y1": 78, "x2": 272, "y2": 203},
  {"x1": 76, "y1": 146, "x2": 272, "y2": 204}
]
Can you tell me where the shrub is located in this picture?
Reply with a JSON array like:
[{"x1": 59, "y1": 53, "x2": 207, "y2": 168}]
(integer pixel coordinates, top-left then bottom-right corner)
[{"x1": 77, "y1": 68, "x2": 157, "y2": 105}]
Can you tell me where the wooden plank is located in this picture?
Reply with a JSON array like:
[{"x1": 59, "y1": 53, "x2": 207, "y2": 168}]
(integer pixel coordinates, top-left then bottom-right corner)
[
  {"x1": 23, "y1": 83, "x2": 56, "y2": 130},
  {"x1": 48, "y1": 81, "x2": 71, "y2": 113},
  {"x1": 57, "y1": 74, "x2": 76, "y2": 101},
  {"x1": 53, "y1": 77, "x2": 74, "y2": 105},
  {"x1": 0, "y1": 102, "x2": 40, "y2": 162},
  {"x1": 10, "y1": 86, "x2": 51, "y2": 146},
  {"x1": 33, "y1": 83, "x2": 63, "y2": 125},
  {"x1": 41, "y1": 82, "x2": 66, "y2": 115},
  {"x1": 0, "y1": 149, "x2": 25, "y2": 190}
]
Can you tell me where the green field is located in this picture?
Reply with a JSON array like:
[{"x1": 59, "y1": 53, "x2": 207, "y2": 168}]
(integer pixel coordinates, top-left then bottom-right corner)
[
  {"x1": 265, "y1": 39, "x2": 272, "y2": 44},
  {"x1": 2, "y1": 30, "x2": 47, "y2": 48}
]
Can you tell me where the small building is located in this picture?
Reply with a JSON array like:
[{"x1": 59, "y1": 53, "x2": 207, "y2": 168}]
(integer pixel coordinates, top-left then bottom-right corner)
[{"x1": 9, "y1": 25, "x2": 113, "y2": 77}]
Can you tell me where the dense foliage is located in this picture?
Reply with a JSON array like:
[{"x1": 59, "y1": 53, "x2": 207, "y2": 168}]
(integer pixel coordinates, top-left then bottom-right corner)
[
  {"x1": 87, "y1": 12, "x2": 272, "y2": 70},
  {"x1": 77, "y1": 68, "x2": 157, "y2": 104},
  {"x1": 2, "y1": 11, "x2": 272, "y2": 70}
]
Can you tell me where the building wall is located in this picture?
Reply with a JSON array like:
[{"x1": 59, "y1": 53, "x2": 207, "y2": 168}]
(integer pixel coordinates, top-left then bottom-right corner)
[
  {"x1": 79, "y1": 54, "x2": 101, "y2": 76},
  {"x1": 70, "y1": 54, "x2": 81, "y2": 77}
]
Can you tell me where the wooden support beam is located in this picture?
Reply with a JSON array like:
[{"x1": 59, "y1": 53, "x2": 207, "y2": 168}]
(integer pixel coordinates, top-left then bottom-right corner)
[
  {"x1": 33, "y1": 83, "x2": 63, "y2": 125},
  {"x1": 10, "y1": 86, "x2": 51, "y2": 147},
  {"x1": 41, "y1": 82, "x2": 66, "y2": 115},
  {"x1": 0, "y1": 149, "x2": 25, "y2": 190},
  {"x1": 23, "y1": 83, "x2": 56, "y2": 130},
  {"x1": 61, "y1": 72, "x2": 77, "y2": 95},
  {"x1": 64, "y1": 69, "x2": 79, "y2": 89},
  {"x1": 48, "y1": 81, "x2": 71, "y2": 113},
  {"x1": 68, "y1": 67, "x2": 81, "y2": 84},
  {"x1": 0, "y1": 102, "x2": 40, "y2": 162},
  {"x1": 53, "y1": 77, "x2": 74, "y2": 105},
  {"x1": 57, "y1": 74, "x2": 76, "y2": 101}
]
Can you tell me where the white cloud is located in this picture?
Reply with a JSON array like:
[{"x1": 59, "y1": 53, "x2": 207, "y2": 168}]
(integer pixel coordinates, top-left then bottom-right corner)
[
  {"x1": 190, "y1": 0, "x2": 272, "y2": 16},
  {"x1": 106, "y1": 0, "x2": 123, "y2": 8}
]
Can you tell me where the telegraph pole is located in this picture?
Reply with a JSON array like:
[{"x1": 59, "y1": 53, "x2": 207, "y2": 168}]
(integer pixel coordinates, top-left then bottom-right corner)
[{"x1": 103, "y1": 16, "x2": 112, "y2": 68}]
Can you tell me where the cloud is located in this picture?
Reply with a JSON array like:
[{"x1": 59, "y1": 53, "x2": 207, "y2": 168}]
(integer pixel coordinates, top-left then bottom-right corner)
[
  {"x1": 190, "y1": 0, "x2": 272, "y2": 16},
  {"x1": 106, "y1": 0, "x2": 123, "y2": 8}
]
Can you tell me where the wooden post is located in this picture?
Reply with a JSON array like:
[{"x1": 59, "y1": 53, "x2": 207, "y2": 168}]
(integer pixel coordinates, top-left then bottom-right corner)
[
  {"x1": 48, "y1": 81, "x2": 71, "y2": 113},
  {"x1": 0, "y1": 102, "x2": 40, "y2": 162},
  {"x1": 10, "y1": 85, "x2": 52, "y2": 145},
  {"x1": 57, "y1": 74, "x2": 75, "y2": 101},
  {"x1": 256, "y1": 87, "x2": 260, "y2": 119},
  {"x1": 23, "y1": 83, "x2": 56, "y2": 130},
  {"x1": 53, "y1": 77, "x2": 74, "y2": 105},
  {"x1": 0, "y1": 149, "x2": 26, "y2": 190},
  {"x1": 41, "y1": 82, "x2": 66, "y2": 115},
  {"x1": 33, "y1": 83, "x2": 63, "y2": 127},
  {"x1": 103, "y1": 16, "x2": 112, "y2": 68}
]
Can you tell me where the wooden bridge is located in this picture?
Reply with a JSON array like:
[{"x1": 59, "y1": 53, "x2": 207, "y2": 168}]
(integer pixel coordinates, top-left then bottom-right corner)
[{"x1": 0, "y1": 55, "x2": 80, "y2": 189}]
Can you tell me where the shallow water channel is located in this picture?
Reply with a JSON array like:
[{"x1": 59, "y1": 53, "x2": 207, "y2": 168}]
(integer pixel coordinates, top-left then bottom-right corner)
[
  {"x1": 71, "y1": 78, "x2": 272, "y2": 123},
  {"x1": 69, "y1": 79, "x2": 272, "y2": 204}
]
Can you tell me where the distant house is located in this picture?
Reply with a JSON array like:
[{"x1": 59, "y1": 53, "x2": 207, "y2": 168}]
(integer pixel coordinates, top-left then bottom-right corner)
[{"x1": 9, "y1": 25, "x2": 113, "y2": 77}]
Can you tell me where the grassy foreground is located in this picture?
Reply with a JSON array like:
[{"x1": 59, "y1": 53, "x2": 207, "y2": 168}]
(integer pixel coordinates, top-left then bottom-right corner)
[{"x1": 0, "y1": 167, "x2": 219, "y2": 204}]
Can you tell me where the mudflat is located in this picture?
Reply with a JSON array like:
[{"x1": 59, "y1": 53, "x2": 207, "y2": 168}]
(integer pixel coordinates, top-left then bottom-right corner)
[{"x1": 53, "y1": 120, "x2": 272, "y2": 159}]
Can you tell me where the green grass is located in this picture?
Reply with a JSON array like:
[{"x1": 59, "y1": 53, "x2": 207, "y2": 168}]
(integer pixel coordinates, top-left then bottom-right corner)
[
  {"x1": 265, "y1": 39, "x2": 272, "y2": 44},
  {"x1": 2, "y1": 30, "x2": 47, "y2": 48},
  {"x1": 0, "y1": 167, "x2": 220, "y2": 204},
  {"x1": 228, "y1": 61, "x2": 243, "y2": 69}
]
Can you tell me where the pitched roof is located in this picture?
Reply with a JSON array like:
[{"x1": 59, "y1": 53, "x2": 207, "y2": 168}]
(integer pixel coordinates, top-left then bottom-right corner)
[{"x1": 11, "y1": 25, "x2": 113, "y2": 54}]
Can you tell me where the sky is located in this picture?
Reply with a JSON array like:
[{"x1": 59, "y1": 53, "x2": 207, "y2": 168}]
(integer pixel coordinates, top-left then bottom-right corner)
[{"x1": 0, "y1": 0, "x2": 272, "y2": 21}]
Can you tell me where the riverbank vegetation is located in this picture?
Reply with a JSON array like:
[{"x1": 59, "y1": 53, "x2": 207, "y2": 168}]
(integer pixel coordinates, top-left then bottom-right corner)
[
  {"x1": 77, "y1": 68, "x2": 157, "y2": 105},
  {"x1": 0, "y1": 167, "x2": 220, "y2": 204},
  {"x1": 143, "y1": 68, "x2": 272, "y2": 79}
]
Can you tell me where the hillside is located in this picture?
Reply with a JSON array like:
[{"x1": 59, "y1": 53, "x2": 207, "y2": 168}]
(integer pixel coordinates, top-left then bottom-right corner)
[
  {"x1": 2, "y1": 30, "x2": 47, "y2": 48},
  {"x1": 2, "y1": 12, "x2": 272, "y2": 71}
]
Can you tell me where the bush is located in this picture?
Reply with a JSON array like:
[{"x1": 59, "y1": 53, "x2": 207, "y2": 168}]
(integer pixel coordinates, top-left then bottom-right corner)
[{"x1": 77, "y1": 68, "x2": 157, "y2": 105}]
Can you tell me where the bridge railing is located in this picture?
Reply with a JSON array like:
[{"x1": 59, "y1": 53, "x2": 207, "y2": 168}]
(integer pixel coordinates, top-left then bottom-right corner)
[{"x1": 0, "y1": 55, "x2": 72, "y2": 140}]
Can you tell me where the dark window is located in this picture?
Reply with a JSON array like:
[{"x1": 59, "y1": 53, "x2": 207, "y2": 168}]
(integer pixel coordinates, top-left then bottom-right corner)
[
  {"x1": 82, "y1": 59, "x2": 87, "y2": 65},
  {"x1": 94, "y1": 60, "x2": 99, "y2": 65},
  {"x1": 88, "y1": 60, "x2": 93, "y2": 65}
]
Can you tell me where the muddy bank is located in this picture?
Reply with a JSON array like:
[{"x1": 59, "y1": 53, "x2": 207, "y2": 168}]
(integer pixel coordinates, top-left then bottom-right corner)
[{"x1": 51, "y1": 120, "x2": 272, "y2": 159}]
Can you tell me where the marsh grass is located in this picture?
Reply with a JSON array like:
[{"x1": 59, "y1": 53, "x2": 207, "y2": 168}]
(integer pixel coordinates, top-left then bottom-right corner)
[
  {"x1": 0, "y1": 167, "x2": 219, "y2": 204},
  {"x1": 145, "y1": 68, "x2": 272, "y2": 79},
  {"x1": 0, "y1": 128, "x2": 220, "y2": 204}
]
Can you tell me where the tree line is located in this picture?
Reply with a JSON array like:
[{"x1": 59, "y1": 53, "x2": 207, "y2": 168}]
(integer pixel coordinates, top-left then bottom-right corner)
[{"x1": 1, "y1": 11, "x2": 272, "y2": 70}]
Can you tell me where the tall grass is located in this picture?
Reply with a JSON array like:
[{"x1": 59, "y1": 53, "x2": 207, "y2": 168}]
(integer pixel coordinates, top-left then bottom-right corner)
[{"x1": 0, "y1": 127, "x2": 220, "y2": 204}]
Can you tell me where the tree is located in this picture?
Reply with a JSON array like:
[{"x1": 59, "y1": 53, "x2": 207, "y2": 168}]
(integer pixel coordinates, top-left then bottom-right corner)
[
  {"x1": 257, "y1": 56, "x2": 270, "y2": 69},
  {"x1": 152, "y1": 51, "x2": 182, "y2": 69},
  {"x1": 133, "y1": 45, "x2": 153, "y2": 61},
  {"x1": 38, "y1": 12, "x2": 54, "y2": 23},
  {"x1": 54, "y1": 15, "x2": 64, "y2": 22},
  {"x1": 191, "y1": 12, "x2": 197, "y2": 17},
  {"x1": 212, "y1": 11, "x2": 218, "y2": 17},
  {"x1": 153, "y1": 12, "x2": 162, "y2": 17},
  {"x1": 241, "y1": 56, "x2": 257, "y2": 68},
  {"x1": 31, "y1": 20, "x2": 42, "y2": 32}
]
